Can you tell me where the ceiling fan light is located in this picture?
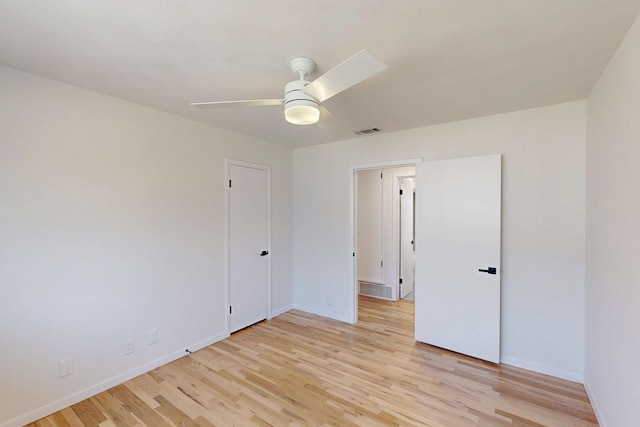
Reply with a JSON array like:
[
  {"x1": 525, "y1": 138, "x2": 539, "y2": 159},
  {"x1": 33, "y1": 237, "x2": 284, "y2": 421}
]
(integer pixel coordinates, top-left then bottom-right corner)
[{"x1": 285, "y1": 100, "x2": 320, "y2": 125}]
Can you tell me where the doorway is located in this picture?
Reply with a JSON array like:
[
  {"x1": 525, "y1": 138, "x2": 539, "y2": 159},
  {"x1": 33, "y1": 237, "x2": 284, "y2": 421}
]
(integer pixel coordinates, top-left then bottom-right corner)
[
  {"x1": 227, "y1": 160, "x2": 271, "y2": 333},
  {"x1": 353, "y1": 160, "x2": 419, "y2": 320}
]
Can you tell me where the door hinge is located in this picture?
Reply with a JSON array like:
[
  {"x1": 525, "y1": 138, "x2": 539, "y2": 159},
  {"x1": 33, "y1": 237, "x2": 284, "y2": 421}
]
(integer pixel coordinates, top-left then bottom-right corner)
[
  {"x1": 380, "y1": 172, "x2": 383, "y2": 179},
  {"x1": 380, "y1": 260, "x2": 383, "y2": 267},
  {"x1": 229, "y1": 306, "x2": 232, "y2": 314},
  {"x1": 352, "y1": 252, "x2": 355, "y2": 257},
  {"x1": 229, "y1": 179, "x2": 232, "y2": 188},
  {"x1": 400, "y1": 189, "x2": 403, "y2": 195},
  {"x1": 399, "y1": 278, "x2": 403, "y2": 284}
]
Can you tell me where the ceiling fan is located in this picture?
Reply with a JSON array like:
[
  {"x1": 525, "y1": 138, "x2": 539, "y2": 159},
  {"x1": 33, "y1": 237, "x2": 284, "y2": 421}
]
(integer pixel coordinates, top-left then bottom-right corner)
[{"x1": 190, "y1": 50, "x2": 388, "y2": 125}]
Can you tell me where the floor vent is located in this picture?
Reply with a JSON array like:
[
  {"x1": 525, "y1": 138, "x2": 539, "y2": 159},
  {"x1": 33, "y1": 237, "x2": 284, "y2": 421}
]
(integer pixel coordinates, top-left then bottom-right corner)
[
  {"x1": 359, "y1": 281, "x2": 392, "y2": 299},
  {"x1": 354, "y1": 127, "x2": 382, "y2": 136}
]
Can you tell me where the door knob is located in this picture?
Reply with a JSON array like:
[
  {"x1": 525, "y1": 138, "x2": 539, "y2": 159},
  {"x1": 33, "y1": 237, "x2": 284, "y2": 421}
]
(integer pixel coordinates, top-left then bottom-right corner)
[
  {"x1": 478, "y1": 267, "x2": 497, "y2": 274},
  {"x1": 260, "y1": 250, "x2": 269, "y2": 256}
]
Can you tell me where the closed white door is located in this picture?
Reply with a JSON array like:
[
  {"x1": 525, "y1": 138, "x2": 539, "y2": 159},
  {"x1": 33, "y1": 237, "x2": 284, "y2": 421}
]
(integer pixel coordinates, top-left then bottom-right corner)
[
  {"x1": 415, "y1": 154, "x2": 502, "y2": 363},
  {"x1": 357, "y1": 169, "x2": 384, "y2": 284},
  {"x1": 400, "y1": 178, "x2": 415, "y2": 299},
  {"x1": 229, "y1": 164, "x2": 269, "y2": 333}
]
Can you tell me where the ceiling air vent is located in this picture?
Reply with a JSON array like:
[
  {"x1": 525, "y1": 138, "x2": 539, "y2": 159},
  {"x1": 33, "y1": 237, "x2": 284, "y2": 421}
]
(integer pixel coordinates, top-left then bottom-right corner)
[{"x1": 354, "y1": 127, "x2": 382, "y2": 136}]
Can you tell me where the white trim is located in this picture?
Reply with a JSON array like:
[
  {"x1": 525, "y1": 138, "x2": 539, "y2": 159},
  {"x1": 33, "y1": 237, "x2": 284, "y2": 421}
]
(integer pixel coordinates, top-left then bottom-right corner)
[
  {"x1": 500, "y1": 355, "x2": 584, "y2": 383},
  {"x1": 352, "y1": 158, "x2": 424, "y2": 171},
  {"x1": 1, "y1": 332, "x2": 229, "y2": 427},
  {"x1": 225, "y1": 159, "x2": 273, "y2": 335},
  {"x1": 350, "y1": 158, "x2": 423, "y2": 324},
  {"x1": 293, "y1": 304, "x2": 352, "y2": 323},
  {"x1": 271, "y1": 304, "x2": 293, "y2": 318},
  {"x1": 584, "y1": 380, "x2": 607, "y2": 427},
  {"x1": 226, "y1": 158, "x2": 271, "y2": 170},
  {"x1": 351, "y1": 169, "x2": 359, "y2": 324}
]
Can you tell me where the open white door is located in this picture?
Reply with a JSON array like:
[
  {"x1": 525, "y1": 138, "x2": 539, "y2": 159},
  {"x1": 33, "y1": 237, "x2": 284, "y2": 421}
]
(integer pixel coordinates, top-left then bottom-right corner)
[
  {"x1": 399, "y1": 178, "x2": 415, "y2": 299},
  {"x1": 229, "y1": 163, "x2": 269, "y2": 333},
  {"x1": 415, "y1": 154, "x2": 501, "y2": 363}
]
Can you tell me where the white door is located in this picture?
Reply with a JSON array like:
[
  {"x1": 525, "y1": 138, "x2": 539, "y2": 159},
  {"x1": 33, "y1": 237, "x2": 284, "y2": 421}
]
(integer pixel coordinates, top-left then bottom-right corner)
[
  {"x1": 357, "y1": 169, "x2": 384, "y2": 284},
  {"x1": 399, "y1": 177, "x2": 415, "y2": 299},
  {"x1": 415, "y1": 154, "x2": 501, "y2": 363},
  {"x1": 229, "y1": 164, "x2": 269, "y2": 333}
]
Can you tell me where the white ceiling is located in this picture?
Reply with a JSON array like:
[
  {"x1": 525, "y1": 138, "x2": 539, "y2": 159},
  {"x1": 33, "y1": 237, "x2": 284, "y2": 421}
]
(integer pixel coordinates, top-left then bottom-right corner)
[{"x1": 1, "y1": 1, "x2": 639, "y2": 148}]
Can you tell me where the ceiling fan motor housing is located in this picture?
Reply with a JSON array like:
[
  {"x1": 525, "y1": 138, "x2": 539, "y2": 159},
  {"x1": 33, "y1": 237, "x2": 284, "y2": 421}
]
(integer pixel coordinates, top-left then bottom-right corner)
[{"x1": 284, "y1": 80, "x2": 320, "y2": 125}]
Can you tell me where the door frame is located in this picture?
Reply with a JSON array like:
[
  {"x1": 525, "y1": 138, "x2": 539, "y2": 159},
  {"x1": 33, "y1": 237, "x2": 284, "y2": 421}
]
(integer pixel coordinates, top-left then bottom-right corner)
[
  {"x1": 225, "y1": 159, "x2": 272, "y2": 333},
  {"x1": 350, "y1": 158, "x2": 423, "y2": 324}
]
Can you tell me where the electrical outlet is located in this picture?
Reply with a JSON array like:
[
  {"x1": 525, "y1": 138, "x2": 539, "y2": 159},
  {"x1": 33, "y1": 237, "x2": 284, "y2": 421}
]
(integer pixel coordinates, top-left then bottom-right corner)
[
  {"x1": 58, "y1": 358, "x2": 74, "y2": 378},
  {"x1": 326, "y1": 296, "x2": 332, "y2": 306},
  {"x1": 146, "y1": 328, "x2": 158, "y2": 345},
  {"x1": 125, "y1": 339, "x2": 135, "y2": 355}
]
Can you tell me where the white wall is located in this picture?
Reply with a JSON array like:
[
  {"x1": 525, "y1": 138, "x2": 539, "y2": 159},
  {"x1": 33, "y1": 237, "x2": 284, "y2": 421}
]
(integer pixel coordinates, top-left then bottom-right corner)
[
  {"x1": 293, "y1": 101, "x2": 586, "y2": 379},
  {"x1": 0, "y1": 65, "x2": 293, "y2": 426},
  {"x1": 585, "y1": 13, "x2": 640, "y2": 427}
]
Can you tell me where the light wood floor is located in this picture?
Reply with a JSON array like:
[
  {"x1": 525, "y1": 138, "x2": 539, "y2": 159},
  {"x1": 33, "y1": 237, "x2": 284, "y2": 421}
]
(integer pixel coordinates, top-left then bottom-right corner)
[{"x1": 27, "y1": 296, "x2": 597, "y2": 426}]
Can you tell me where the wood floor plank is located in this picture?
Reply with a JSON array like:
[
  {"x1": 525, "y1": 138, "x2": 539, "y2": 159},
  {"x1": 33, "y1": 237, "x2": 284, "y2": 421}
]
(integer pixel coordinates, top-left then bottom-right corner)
[
  {"x1": 106, "y1": 385, "x2": 170, "y2": 427},
  {"x1": 69, "y1": 399, "x2": 107, "y2": 427},
  {"x1": 26, "y1": 296, "x2": 598, "y2": 426},
  {"x1": 57, "y1": 408, "x2": 86, "y2": 427},
  {"x1": 92, "y1": 390, "x2": 140, "y2": 427}
]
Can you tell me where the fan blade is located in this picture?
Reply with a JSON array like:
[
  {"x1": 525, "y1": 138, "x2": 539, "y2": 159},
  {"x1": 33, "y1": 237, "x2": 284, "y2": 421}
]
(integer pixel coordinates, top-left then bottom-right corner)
[
  {"x1": 302, "y1": 50, "x2": 388, "y2": 103},
  {"x1": 190, "y1": 99, "x2": 284, "y2": 108}
]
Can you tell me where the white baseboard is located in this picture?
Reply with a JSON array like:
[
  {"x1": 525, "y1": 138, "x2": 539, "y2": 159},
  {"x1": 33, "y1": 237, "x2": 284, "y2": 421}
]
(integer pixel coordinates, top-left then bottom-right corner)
[
  {"x1": 583, "y1": 380, "x2": 607, "y2": 427},
  {"x1": 293, "y1": 304, "x2": 352, "y2": 323},
  {"x1": 271, "y1": 304, "x2": 293, "y2": 318},
  {"x1": 1, "y1": 332, "x2": 229, "y2": 427},
  {"x1": 500, "y1": 355, "x2": 583, "y2": 383}
]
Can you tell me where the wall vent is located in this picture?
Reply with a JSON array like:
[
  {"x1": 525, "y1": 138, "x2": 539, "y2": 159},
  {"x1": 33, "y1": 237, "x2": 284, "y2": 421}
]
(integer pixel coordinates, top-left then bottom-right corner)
[
  {"x1": 359, "y1": 281, "x2": 393, "y2": 299},
  {"x1": 354, "y1": 127, "x2": 382, "y2": 136}
]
